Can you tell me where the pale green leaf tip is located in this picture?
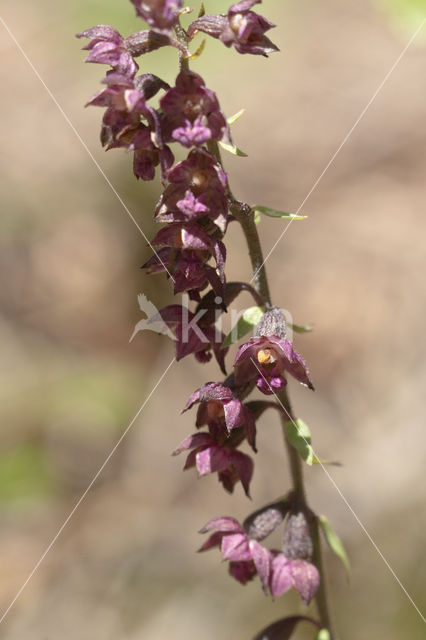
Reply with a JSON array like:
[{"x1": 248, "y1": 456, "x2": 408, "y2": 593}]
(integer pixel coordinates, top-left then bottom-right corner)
[
  {"x1": 319, "y1": 515, "x2": 351, "y2": 577},
  {"x1": 227, "y1": 108, "x2": 246, "y2": 126},
  {"x1": 254, "y1": 205, "x2": 307, "y2": 220},
  {"x1": 218, "y1": 140, "x2": 248, "y2": 157}
]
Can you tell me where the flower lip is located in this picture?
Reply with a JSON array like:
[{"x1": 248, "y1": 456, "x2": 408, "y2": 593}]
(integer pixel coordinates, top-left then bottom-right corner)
[{"x1": 257, "y1": 347, "x2": 277, "y2": 365}]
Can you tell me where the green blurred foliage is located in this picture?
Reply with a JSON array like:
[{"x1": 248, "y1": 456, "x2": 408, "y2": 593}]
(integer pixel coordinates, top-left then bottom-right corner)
[
  {"x1": 0, "y1": 444, "x2": 54, "y2": 503},
  {"x1": 380, "y1": 0, "x2": 426, "y2": 35}
]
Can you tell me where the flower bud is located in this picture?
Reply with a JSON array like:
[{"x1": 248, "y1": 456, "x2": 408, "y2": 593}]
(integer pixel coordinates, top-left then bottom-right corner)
[
  {"x1": 243, "y1": 499, "x2": 290, "y2": 541},
  {"x1": 255, "y1": 306, "x2": 286, "y2": 340},
  {"x1": 282, "y1": 510, "x2": 313, "y2": 561}
]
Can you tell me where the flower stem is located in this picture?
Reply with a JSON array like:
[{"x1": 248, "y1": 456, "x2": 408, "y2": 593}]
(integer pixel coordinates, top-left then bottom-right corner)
[{"x1": 234, "y1": 206, "x2": 338, "y2": 639}]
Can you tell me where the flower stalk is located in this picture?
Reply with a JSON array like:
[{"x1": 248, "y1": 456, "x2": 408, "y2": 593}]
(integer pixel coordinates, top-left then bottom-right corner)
[
  {"x1": 235, "y1": 202, "x2": 338, "y2": 638},
  {"x1": 77, "y1": 2, "x2": 346, "y2": 638}
]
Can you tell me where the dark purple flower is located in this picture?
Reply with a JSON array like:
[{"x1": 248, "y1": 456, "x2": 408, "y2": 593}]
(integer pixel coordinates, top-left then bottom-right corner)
[
  {"x1": 142, "y1": 247, "x2": 224, "y2": 301},
  {"x1": 77, "y1": 26, "x2": 139, "y2": 78},
  {"x1": 87, "y1": 72, "x2": 173, "y2": 180},
  {"x1": 130, "y1": 0, "x2": 183, "y2": 34},
  {"x1": 148, "y1": 304, "x2": 228, "y2": 373},
  {"x1": 234, "y1": 335, "x2": 314, "y2": 395},
  {"x1": 269, "y1": 552, "x2": 320, "y2": 605},
  {"x1": 183, "y1": 382, "x2": 256, "y2": 448},
  {"x1": 150, "y1": 221, "x2": 226, "y2": 283},
  {"x1": 144, "y1": 221, "x2": 227, "y2": 299},
  {"x1": 160, "y1": 70, "x2": 229, "y2": 148},
  {"x1": 187, "y1": 0, "x2": 279, "y2": 57},
  {"x1": 199, "y1": 517, "x2": 272, "y2": 590},
  {"x1": 155, "y1": 148, "x2": 229, "y2": 231},
  {"x1": 172, "y1": 430, "x2": 253, "y2": 496}
]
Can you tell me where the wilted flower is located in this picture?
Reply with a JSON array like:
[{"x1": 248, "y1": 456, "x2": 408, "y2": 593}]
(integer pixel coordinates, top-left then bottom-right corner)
[
  {"x1": 160, "y1": 70, "x2": 229, "y2": 148},
  {"x1": 234, "y1": 335, "x2": 314, "y2": 395},
  {"x1": 188, "y1": 0, "x2": 279, "y2": 57}
]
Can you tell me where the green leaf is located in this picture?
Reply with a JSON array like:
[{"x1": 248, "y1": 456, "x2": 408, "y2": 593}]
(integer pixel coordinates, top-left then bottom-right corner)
[
  {"x1": 221, "y1": 306, "x2": 265, "y2": 349},
  {"x1": 319, "y1": 515, "x2": 351, "y2": 578},
  {"x1": 254, "y1": 210, "x2": 261, "y2": 225},
  {"x1": 198, "y1": 2, "x2": 205, "y2": 17},
  {"x1": 218, "y1": 140, "x2": 248, "y2": 157},
  {"x1": 254, "y1": 205, "x2": 307, "y2": 220},
  {"x1": 315, "y1": 630, "x2": 331, "y2": 640},
  {"x1": 288, "y1": 322, "x2": 313, "y2": 334},
  {"x1": 312, "y1": 458, "x2": 343, "y2": 467},
  {"x1": 284, "y1": 418, "x2": 314, "y2": 465},
  {"x1": 227, "y1": 108, "x2": 246, "y2": 126}
]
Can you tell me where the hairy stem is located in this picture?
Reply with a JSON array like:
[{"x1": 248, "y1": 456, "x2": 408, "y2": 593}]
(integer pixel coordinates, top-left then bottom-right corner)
[{"x1": 235, "y1": 206, "x2": 338, "y2": 639}]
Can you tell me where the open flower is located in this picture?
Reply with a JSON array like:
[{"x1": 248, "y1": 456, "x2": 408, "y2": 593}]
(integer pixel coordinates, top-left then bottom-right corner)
[
  {"x1": 269, "y1": 552, "x2": 320, "y2": 605},
  {"x1": 199, "y1": 517, "x2": 272, "y2": 590},
  {"x1": 188, "y1": 0, "x2": 279, "y2": 57},
  {"x1": 86, "y1": 72, "x2": 173, "y2": 179},
  {"x1": 77, "y1": 25, "x2": 139, "y2": 78},
  {"x1": 183, "y1": 382, "x2": 257, "y2": 449},
  {"x1": 160, "y1": 71, "x2": 229, "y2": 148},
  {"x1": 130, "y1": 0, "x2": 183, "y2": 34},
  {"x1": 144, "y1": 222, "x2": 227, "y2": 300},
  {"x1": 173, "y1": 429, "x2": 254, "y2": 496},
  {"x1": 234, "y1": 335, "x2": 314, "y2": 395},
  {"x1": 148, "y1": 304, "x2": 228, "y2": 373}
]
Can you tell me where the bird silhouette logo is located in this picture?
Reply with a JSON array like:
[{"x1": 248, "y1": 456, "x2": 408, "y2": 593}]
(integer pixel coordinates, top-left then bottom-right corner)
[{"x1": 129, "y1": 294, "x2": 176, "y2": 342}]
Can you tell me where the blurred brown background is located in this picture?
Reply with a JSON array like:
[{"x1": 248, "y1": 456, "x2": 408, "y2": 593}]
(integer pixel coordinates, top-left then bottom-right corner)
[{"x1": 0, "y1": 0, "x2": 425, "y2": 638}]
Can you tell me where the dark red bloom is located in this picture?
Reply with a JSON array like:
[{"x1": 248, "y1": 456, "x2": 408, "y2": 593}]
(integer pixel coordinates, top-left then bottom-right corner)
[
  {"x1": 234, "y1": 335, "x2": 314, "y2": 395},
  {"x1": 155, "y1": 148, "x2": 229, "y2": 232},
  {"x1": 188, "y1": 0, "x2": 279, "y2": 57},
  {"x1": 86, "y1": 72, "x2": 173, "y2": 180},
  {"x1": 77, "y1": 25, "x2": 139, "y2": 78},
  {"x1": 148, "y1": 304, "x2": 228, "y2": 373},
  {"x1": 173, "y1": 429, "x2": 253, "y2": 496},
  {"x1": 130, "y1": 0, "x2": 183, "y2": 34},
  {"x1": 183, "y1": 382, "x2": 256, "y2": 448},
  {"x1": 160, "y1": 71, "x2": 229, "y2": 148},
  {"x1": 199, "y1": 517, "x2": 272, "y2": 590}
]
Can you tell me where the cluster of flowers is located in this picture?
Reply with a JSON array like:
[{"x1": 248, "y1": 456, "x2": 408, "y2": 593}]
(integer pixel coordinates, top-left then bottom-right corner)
[
  {"x1": 78, "y1": 0, "x2": 318, "y2": 609},
  {"x1": 199, "y1": 499, "x2": 320, "y2": 604}
]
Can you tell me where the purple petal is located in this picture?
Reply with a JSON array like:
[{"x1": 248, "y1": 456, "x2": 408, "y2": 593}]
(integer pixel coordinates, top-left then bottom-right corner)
[
  {"x1": 196, "y1": 445, "x2": 230, "y2": 475},
  {"x1": 289, "y1": 560, "x2": 320, "y2": 605},
  {"x1": 221, "y1": 533, "x2": 252, "y2": 562},
  {"x1": 229, "y1": 560, "x2": 257, "y2": 585},
  {"x1": 172, "y1": 432, "x2": 213, "y2": 455},
  {"x1": 229, "y1": 450, "x2": 254, "y2": 497},
  {"x1": 199, "y1": 516, "x2": 243, "y2": 534},
  {"x1": 76, "y1": 25, "x2": 122, "y2": 44},
  {"x1": 270, "y1": 553, "x2": 293, "y2": 598},
  {"x1": 249, "y1": 540, "x2": 272, "y2": 592}
]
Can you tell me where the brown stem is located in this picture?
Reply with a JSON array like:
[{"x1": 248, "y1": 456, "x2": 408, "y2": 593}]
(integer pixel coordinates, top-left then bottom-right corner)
[{"x1": 235, "y1": 205, "x2": 339, "y2": 639}]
